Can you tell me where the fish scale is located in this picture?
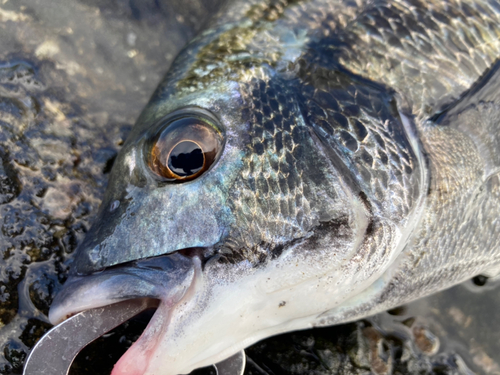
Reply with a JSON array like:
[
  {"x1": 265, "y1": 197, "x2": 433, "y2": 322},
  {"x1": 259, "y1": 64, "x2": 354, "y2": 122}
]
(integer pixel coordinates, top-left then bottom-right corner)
[
  {"x1": 318, "y1": 59, "x2": 500, "y2": 325},
  {"x1": 338, "y1": 0, "x2": 500, "y2": 118},
  {"x1": 45, "y1": 1, "x2": 500, "y2": 374},
  {"x1": 296, "y1": 63, "x2": 420, "y2": 220},
  {"x1": 218, "y1": 74, "x2": 327, "y2": 264}
]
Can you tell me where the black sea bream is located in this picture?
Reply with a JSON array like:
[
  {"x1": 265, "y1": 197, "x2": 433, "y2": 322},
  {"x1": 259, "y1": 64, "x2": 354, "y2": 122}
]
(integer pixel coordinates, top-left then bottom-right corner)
[{"x1": 49, "y1": 0, "x2": 500, "y2": 374}]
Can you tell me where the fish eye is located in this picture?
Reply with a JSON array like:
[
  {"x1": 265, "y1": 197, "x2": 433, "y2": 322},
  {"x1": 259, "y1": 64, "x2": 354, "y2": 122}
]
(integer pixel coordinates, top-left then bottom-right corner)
[{"x1": 145, "y1": 112, "x2": 224, "y2": 182}]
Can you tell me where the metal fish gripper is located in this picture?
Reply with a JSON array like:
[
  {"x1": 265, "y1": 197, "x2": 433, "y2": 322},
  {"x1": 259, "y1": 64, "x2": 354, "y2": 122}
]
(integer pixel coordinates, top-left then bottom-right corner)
[{"x1": 22, "y1": 299, "x2": 245, "y2": 375}]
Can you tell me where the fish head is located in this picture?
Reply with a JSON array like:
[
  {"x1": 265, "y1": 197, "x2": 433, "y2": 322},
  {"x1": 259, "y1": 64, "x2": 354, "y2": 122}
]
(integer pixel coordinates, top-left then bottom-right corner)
[{"x1": 49, "y1": 24, "x2": 425, "y2": 375}]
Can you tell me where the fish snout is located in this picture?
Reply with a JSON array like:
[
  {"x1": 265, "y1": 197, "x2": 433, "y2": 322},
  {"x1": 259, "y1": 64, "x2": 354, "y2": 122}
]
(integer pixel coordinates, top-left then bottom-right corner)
[{"x1": 49, "y1": 252, "x2": 198, "y2": 325}]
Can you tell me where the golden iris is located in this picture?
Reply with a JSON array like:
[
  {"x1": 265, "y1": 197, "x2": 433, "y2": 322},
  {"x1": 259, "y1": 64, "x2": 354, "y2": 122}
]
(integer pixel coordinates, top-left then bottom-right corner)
[{"x1": 146, "y1": 114, "x2": 223, "y2": 182}]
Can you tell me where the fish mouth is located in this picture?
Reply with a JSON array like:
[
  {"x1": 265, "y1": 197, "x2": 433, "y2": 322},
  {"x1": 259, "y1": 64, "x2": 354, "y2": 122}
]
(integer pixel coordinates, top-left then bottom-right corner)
[{"x1": 49, "y1": 251, "x2": 201, "y2": 374}]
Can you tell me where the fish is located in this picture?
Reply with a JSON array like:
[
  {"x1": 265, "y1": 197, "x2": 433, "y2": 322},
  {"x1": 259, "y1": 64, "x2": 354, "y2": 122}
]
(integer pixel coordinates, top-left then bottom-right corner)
[{"x1": 48, "y1": 0, "x2": 500, "y2": 374}]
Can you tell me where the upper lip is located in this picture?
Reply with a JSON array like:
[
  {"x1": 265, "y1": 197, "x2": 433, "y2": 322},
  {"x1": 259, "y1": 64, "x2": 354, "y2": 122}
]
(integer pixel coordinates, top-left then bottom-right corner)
[{"x1": 49, "y1": 252, "x2": 196, "y2": 325}]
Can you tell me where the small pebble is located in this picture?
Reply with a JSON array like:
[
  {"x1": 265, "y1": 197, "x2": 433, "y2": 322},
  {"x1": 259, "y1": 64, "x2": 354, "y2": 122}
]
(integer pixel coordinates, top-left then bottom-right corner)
[{"x1": 413, "y1": 325, "x2": 439, "y2": 355}]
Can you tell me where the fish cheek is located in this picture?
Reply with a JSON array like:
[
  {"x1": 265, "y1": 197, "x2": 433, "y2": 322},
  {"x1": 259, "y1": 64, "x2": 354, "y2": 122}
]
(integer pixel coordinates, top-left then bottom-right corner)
[
  {"x1": 211, "y1": 77, "x2": 360, "y2": 276},
  {"x1": 210, "y1": 78, "x2": 317, "y2": 265}
]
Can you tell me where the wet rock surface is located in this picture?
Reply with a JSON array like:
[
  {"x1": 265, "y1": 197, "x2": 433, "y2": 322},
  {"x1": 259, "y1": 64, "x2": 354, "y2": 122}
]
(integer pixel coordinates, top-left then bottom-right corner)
[{"x1": 0, "y1": 1, "x2": 499, "y2": 375}]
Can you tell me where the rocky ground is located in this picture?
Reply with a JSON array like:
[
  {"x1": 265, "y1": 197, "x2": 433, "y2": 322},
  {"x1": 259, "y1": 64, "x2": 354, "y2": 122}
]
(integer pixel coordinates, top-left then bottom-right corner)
[{"x1": 0, "y1": 1, "x2": 499, "y2": 374}]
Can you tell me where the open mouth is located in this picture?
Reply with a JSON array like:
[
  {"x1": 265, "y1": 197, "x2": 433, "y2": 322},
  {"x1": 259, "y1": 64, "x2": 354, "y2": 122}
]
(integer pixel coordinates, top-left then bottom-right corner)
[
  {"x1": 69, "y1": 301, "x2": 160, "y2": 374},
  {"x1": 50, "y1": 252, "x2": 198, "y2": 324},
  {"x1": 48, "y1": 252, "x2": 200, "y2": 375}
]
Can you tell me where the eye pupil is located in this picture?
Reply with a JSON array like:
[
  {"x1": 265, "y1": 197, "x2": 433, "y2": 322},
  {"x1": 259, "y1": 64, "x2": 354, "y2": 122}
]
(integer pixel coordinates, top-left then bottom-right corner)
[
  {"x1": 168, "y1": 141, "x2": 205, "y2": 177},
  {"x1": 146, "y1": 112, "x2": 223, "y2": 182}
]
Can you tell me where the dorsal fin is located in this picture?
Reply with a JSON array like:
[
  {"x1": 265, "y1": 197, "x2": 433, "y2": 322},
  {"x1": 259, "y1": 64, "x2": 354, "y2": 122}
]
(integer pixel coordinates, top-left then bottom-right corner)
[{"x1": 433, "y1": 59, "x2": 500, "y2": 178}]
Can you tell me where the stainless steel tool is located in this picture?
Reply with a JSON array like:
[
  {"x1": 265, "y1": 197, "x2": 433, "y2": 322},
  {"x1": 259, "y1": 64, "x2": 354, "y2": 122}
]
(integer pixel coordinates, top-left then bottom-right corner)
[{"x1": 23, "y1": 299, "x2": 245, "y2": 375}]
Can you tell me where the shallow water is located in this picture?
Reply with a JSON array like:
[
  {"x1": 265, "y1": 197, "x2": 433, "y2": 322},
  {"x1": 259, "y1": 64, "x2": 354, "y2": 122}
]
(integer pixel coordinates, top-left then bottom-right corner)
[{"x1": 0, "y1": 1, "x2": 498, "y2": 374}]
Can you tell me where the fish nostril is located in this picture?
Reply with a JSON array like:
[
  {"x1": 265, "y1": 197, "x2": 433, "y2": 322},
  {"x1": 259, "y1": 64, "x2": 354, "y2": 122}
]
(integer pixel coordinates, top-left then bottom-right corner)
[
  {"x1": 472, "y1": 275, "x2": 488, "y2": 286},
  {"x1": 103, "y1": 154, "x2": 117, "y2": 174},
  {"x1": 110, "y1": 200, "x2": 120, "y2": 212}
]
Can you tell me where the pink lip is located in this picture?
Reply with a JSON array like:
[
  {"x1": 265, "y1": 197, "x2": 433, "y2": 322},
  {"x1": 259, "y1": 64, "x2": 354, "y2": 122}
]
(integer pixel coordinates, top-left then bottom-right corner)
[
  {"x1": 110, "y1": 256, "x2": 203, "y2": 375},
  {"x1": 111, "y1": 295, "x2": 176, "y2": 375},
  {"x1": 110, "y1": 323, "x2": 157, "y2": 375}
]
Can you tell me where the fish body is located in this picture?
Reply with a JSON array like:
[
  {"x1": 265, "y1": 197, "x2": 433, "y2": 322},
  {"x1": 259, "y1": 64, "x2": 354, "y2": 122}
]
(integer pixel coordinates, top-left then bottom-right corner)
[{"x1": 50, "y1": 1, "x2": 500, "y2": 374}]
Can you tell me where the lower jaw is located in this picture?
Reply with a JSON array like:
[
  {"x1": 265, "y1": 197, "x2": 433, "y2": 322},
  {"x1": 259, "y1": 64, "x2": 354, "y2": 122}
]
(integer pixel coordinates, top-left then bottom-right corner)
[{"x1": 112, "y1": 259, "x2": 204, "y2": 375}]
